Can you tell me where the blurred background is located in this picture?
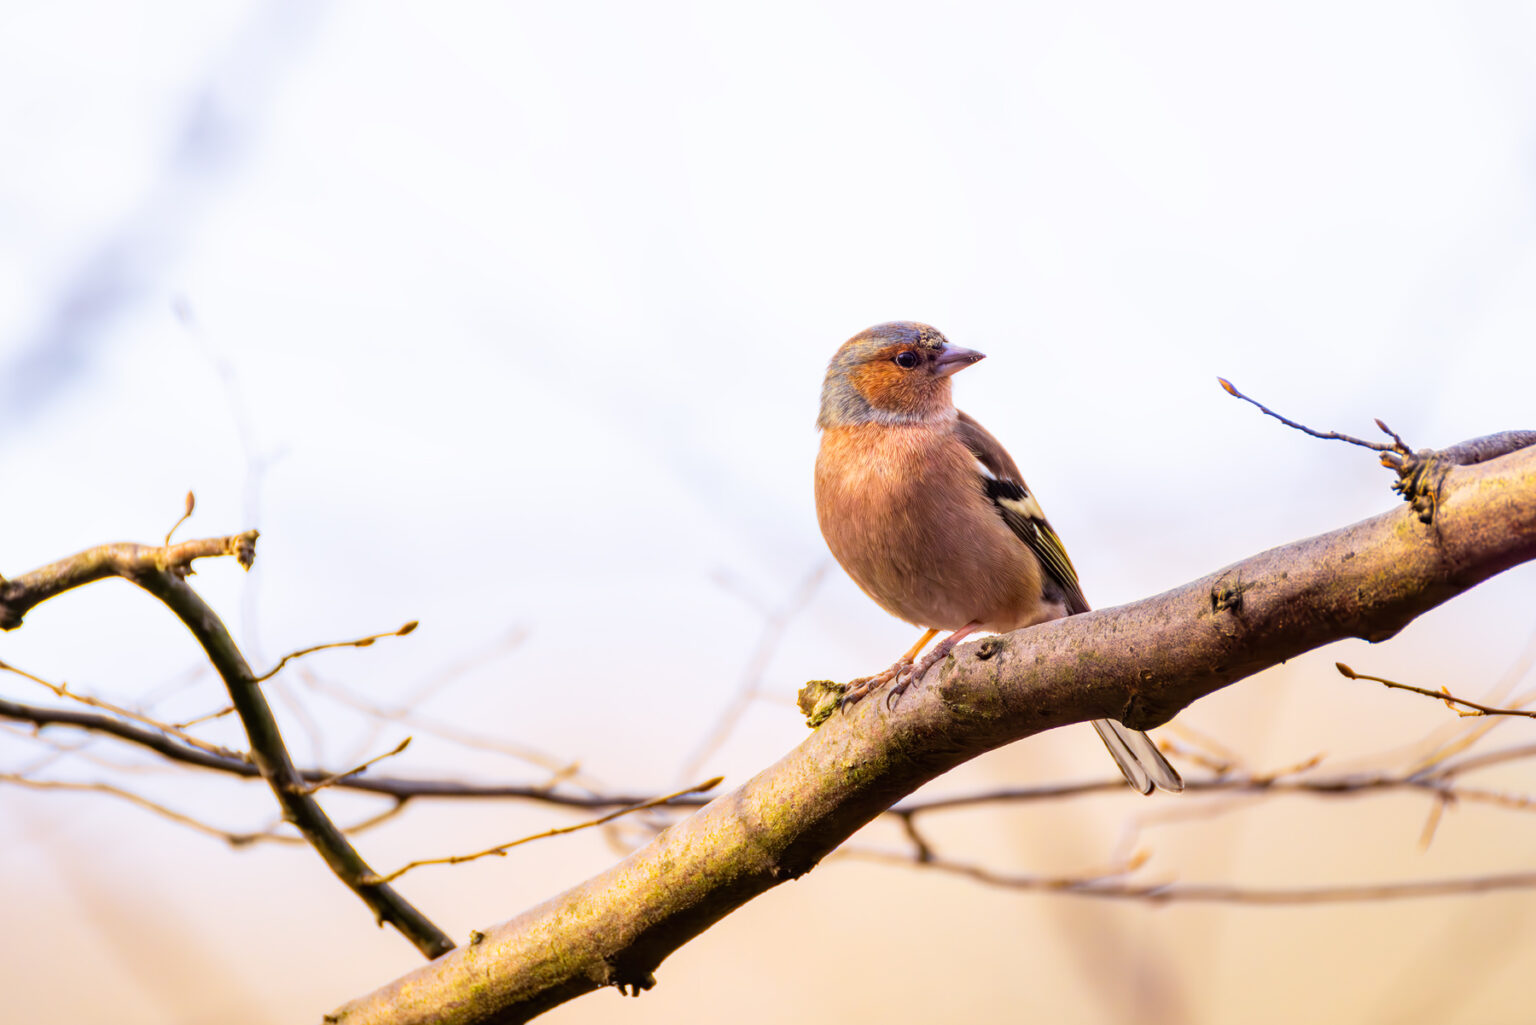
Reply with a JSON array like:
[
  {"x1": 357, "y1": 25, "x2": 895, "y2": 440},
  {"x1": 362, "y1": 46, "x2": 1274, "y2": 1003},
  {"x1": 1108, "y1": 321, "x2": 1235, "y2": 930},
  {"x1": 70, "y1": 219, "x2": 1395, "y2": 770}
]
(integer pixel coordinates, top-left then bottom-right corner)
[{"x1": 3, "y1": 2, "x2": 1536, "y2": 1022}]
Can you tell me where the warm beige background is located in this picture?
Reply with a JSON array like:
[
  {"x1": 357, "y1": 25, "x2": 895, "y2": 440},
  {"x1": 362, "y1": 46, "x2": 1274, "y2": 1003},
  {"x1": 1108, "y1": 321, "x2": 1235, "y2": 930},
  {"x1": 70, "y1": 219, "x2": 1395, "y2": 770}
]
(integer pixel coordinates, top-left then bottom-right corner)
[{"x1": 3, "y1": 3, "x2": 1536, "y2": 1023}]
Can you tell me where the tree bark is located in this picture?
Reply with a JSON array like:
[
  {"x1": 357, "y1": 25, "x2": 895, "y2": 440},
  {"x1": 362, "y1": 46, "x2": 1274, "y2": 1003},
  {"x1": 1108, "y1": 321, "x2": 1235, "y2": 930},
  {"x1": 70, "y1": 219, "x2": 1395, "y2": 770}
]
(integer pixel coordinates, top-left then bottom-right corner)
[{"x1": 330, "y1": 441, "x2": 1536, "y2": 1025}]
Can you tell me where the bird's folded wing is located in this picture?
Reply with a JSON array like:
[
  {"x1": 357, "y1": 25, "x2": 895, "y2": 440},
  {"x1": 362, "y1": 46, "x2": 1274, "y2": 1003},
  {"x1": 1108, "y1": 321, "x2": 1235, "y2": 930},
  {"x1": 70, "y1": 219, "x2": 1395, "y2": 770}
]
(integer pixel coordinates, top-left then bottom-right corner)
[{"x1": 956, "y1": 410, "x2": 1090, "y2": 616}]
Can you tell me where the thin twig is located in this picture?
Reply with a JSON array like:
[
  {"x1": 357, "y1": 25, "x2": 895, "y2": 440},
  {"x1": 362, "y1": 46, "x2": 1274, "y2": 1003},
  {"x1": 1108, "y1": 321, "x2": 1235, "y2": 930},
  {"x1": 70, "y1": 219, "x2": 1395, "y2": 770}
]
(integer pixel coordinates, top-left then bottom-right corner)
[
  {"x1": 0, "y1": 659, "x2": 246, "y2": 760},
  {"x1": 366, "y1": 776, "x2": 725, "y2": 885},
  {"x1": 895, "y1": 811, "x2": 933, "y2": 862},
  {"x1": 1418, "y1": 794, "x2": 1450, "y2": 851},
  {"x1": 165, "y1": 490, "x2": 196, "y2": 545},
  {"x1": 1217, "y1": 378, "x2": 1400, "y2": 453},
  {"x1": 0, "y1": 773, "x2": 302, "y2": 846},
  {"x1": 843, "y1": 847, "x2": 1536, "y2": 905},
  {"x1": 2, "y1": 770, "x2": 416, "y2": 846},
  {"x1": 172, "y1": 705, "x2": 235, "y2": 729},
  {"x1": 1430, "y1": 741, "x2": 1536, "y2": 779},
  {"x1": 1337, "y1": 662, "x2": 1536, "y2": 719},
  {"x1": 301, "y1": 737, "x2": 412, "y2": 794},
  {"x1": 253, "y1": 621, "x2": 419, "y2": 683}
]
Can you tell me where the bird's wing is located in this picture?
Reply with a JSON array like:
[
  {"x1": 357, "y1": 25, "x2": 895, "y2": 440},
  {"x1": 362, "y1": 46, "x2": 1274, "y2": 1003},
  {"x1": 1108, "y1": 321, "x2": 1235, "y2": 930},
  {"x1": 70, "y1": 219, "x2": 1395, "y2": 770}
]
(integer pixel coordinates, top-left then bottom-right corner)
[{"x1": 955, "y1": 411, "x2": 1090, "y2": 615}]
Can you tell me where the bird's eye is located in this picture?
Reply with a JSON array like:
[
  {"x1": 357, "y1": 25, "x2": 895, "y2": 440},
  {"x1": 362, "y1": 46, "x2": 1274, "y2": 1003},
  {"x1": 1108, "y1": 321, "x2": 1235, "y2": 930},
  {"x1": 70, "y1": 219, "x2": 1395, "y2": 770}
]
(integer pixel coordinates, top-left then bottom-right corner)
[{"x1": 893, "y1": 351, "x2": 920, "y2": 370}]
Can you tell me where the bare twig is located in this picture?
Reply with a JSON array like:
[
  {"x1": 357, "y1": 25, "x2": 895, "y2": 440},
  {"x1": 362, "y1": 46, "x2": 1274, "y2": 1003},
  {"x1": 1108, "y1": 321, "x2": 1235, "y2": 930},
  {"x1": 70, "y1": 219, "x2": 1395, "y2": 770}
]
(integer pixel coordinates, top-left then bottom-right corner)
[
  {"x1": 894, "y1": 811, "x2": 933, "y2": 862},
  {"x1": 1418, "y1": 793, "x2": 1450, "y2": 851},
  {"x1": 254, "y1": 621, "x2": 419, "y2": 683},
  {"x1": 1217, "y1": 378, "x2": 1401, "y2": 453},
  {"x1": 1337, "y1": 662, "x2": 1536, "y2": 719},
  {"x1": 301, "y1": 738, "x2": 412, "y2": 794},
  {"x1": 366, "y1": 776, "x2": 725, "y2": 886},
  {"x1": 1, "y1": 769, "x2": 416, "y2": 847},
  {"x1": 0, "y1": 773, "x2": 302, "y2": 847},
  {"x1": 165, "y1": 491, "x2": 196, "y2": 545},
  {"x1": 843, "y1": 848, "x2": 1536, "y2": 905},
  {"x1": 172, "y1": 705, "x2": 235, "y2": 729},
  {"x1": 0, "y1": 659, "x2": 246, "y2": 760},
  {"x1": 1430, "y1": 741, "x2": 1536, "y2": 779}
]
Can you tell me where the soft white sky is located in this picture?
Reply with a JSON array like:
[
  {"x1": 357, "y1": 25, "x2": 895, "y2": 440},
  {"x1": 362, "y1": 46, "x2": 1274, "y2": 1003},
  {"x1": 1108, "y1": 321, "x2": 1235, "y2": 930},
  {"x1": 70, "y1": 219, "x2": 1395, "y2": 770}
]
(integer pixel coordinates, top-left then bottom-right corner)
[{"x1": 3, "y1": 3, "x2": 1535, "y2": 1023}]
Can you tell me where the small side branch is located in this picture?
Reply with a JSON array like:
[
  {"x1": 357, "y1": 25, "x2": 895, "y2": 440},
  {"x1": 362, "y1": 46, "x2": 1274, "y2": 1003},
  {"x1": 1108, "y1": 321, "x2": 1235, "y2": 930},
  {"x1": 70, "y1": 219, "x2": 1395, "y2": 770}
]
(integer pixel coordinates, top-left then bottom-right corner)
[
  {"x1": 254, "y1": 621, "x2": 419, "y2": 683},
  {"x1": 1217, "y1": 378, "x2": 1399, "y2": 453},
  {"x1": 1336, "y1": 662, "x2": 1536, "y2": 719},
  {"x1": 1218, "y1": 378, "x2": 1534, "y2": 524},
  {"x1": 0, "y1": 533, "x2": 257, "y2": 630}
]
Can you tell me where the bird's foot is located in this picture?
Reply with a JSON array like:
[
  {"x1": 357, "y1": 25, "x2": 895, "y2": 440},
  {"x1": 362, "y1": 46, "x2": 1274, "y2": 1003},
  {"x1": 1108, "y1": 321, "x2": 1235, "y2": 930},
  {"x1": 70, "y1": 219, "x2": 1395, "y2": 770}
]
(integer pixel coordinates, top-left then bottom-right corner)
[
  {"x1": 883, "y1": 648, "x2": 944, "y2": 709},
  {"x1": 838, "y1": 659, "x2": 911, "y2": 712}
]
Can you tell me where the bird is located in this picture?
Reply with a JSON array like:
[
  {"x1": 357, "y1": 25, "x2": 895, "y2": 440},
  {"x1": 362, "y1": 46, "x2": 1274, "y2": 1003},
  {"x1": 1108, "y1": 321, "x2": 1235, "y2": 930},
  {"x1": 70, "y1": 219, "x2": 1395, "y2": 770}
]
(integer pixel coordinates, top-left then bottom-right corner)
[{"x1": 813, "y1": 321, "x2": 1182, "y2": 794}]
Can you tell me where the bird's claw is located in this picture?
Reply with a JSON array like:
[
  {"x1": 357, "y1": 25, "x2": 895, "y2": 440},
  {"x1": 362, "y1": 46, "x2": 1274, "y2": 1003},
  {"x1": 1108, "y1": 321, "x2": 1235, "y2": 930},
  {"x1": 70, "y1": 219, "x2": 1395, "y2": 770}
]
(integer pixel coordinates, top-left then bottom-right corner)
[
  {"x1": 883, "y1": 664, "x2": 922, "y2": 709},
  {"x1": 838, "y1": 660, "x2": 910, "y2": 712}
]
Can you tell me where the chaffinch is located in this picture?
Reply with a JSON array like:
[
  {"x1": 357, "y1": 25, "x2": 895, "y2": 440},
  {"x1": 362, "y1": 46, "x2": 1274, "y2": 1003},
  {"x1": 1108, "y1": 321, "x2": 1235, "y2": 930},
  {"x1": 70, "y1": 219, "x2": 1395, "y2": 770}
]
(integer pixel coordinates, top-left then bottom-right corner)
[{"x1": 814, "y1": 321, "x2": 1182, "y2": 794}]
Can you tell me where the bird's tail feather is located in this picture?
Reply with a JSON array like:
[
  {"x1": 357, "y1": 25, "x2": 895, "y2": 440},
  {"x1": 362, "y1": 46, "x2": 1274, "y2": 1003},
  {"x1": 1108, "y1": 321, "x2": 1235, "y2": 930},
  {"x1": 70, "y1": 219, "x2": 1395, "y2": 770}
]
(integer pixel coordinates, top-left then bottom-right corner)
[{"x1": 1091, "y1": 719, "x2": 1183, "y2": 795}]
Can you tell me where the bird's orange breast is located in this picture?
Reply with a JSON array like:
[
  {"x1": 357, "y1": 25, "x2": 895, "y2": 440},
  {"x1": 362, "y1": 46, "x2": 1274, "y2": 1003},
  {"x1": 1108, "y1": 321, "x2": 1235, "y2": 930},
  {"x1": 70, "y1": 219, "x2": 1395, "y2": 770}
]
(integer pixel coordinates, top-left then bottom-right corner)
[{"x1": 814, "y1": 421, "x2": 1046, "y2": 632}]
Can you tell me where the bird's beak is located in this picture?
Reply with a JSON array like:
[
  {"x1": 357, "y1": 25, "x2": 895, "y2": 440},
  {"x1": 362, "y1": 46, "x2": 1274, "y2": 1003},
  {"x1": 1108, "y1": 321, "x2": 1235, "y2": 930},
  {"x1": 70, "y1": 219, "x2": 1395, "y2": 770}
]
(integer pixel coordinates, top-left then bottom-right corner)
[{"x1": 934, "y1": 345, "x2": 986, "y2": 377}]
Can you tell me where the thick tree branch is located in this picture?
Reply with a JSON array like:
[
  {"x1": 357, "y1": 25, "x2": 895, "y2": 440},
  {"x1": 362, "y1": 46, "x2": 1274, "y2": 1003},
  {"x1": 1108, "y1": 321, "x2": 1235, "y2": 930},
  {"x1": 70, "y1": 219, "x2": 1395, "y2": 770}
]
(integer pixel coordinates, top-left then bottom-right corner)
[{"x1": 333, "y1": 440, "x2": 1536, "y2": 1024}]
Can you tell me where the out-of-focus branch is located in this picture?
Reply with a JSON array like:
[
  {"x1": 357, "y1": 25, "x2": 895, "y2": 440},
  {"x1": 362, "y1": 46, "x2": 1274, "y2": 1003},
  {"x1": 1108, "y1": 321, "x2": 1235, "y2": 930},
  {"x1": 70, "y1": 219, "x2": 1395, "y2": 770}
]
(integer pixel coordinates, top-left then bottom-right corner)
[
  {"x1": 300, "y1": 738, "x2": 413, "y2": 795},
  {"x1": 0, "y1": 772, "x2": 409, "y2": 846},
  {"x1": 0, "y1": 534, "x2": 454, "y2": 960},
  {"x1": 0, "y1": 773, "x2": 302, "y2": 846},
  {"x1": 332, "y1": 437, "x2": 1536, "y2": 1024},
  {"x1": 0, "y1": 658, "x2": 243, "y2": 760},
  {"x1": 841, "y1": 848, "x2": 1536, "y2": 904},
  {"x1": 365, "y1": 777, "x2": 724, "y2": 886},
  {"x1": 0, "y1": 695, "x2": 697, "y2": 805},
  {"x1": 8, "y1": 685, "x2": 1536, "y2": 825}
]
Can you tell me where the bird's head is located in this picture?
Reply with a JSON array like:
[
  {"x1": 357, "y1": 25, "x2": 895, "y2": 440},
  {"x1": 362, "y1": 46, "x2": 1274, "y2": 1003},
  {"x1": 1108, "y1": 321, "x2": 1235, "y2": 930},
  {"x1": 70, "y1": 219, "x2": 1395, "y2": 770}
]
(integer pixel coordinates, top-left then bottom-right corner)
[{"x1": 817, "y1": 321, "x2": 985, "y2": 428}]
